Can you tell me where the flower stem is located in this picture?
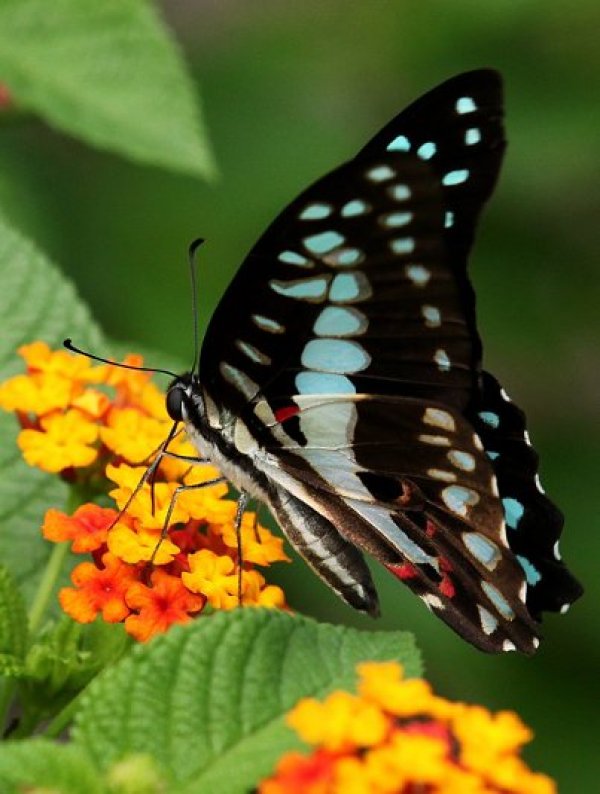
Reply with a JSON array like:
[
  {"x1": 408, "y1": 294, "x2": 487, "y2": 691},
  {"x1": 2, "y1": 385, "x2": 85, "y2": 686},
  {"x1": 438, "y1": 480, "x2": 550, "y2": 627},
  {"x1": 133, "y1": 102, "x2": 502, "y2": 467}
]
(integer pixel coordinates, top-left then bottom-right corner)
[
  {"x1": 43, "y1": 690, "x2": 86, "y2": 739},
  {"x1": 27, "y1": 542, "x2": 69, "y2": 634}
]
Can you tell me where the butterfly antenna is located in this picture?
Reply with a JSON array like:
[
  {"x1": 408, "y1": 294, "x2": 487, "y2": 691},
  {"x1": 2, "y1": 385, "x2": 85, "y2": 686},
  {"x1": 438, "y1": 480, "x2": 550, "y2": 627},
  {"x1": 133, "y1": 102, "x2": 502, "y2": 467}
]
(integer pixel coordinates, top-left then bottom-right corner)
[
  {"x1": 63, "y1": 339, "x2": 179, "y2": 379},
  {"x1": 188, "y1": 238, "x2": 205, "y2": 377}
]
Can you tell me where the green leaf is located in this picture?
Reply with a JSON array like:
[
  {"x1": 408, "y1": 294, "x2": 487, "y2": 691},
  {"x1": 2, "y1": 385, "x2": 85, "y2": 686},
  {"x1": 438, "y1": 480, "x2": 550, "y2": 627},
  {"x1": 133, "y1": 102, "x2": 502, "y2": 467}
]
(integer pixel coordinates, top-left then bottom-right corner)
[
  {"x1": 0, "y1": 0, "x2": 215, "y2": 179},
  {"x1": 0, "y1": 213, "x2": 103, "y2": 606},
  {"x1": 73, "y1": 610, "x2": 420, "y2": 794},
  {"x1": 0, "y1": 739, "x2": 105, "y2": 794},
  {"x1": 0, "y1": 566, "x2": 28, "y2": 664},
  {"x1": 22, "y1": 619, "x2": 130, "y2": 715}
]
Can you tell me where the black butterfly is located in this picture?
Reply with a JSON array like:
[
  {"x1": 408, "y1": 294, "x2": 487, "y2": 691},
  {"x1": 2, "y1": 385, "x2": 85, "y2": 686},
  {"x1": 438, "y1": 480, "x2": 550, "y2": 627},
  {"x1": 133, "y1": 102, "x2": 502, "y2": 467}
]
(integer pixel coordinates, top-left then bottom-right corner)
[{"x1": 166, "y1": 69, "x2": 582, "y2": 654}]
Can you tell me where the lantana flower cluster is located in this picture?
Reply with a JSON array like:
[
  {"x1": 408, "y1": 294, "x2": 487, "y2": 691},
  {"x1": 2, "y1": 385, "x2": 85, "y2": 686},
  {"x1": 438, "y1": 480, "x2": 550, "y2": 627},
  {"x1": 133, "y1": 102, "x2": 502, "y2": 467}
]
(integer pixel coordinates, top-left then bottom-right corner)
[
  {"x1": 0, "y1": 342, "x2": 289, "y2": 641},
  {"x1": 260, "y1": 661, "x2": 556, "y2": 794}
]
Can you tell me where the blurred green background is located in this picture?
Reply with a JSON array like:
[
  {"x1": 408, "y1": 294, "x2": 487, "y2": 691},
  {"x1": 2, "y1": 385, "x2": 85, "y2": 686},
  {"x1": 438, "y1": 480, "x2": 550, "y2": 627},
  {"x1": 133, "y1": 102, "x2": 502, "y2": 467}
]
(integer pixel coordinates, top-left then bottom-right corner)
[{"x1": 1, "y1": 1, "x2": 598, "y2": 789}]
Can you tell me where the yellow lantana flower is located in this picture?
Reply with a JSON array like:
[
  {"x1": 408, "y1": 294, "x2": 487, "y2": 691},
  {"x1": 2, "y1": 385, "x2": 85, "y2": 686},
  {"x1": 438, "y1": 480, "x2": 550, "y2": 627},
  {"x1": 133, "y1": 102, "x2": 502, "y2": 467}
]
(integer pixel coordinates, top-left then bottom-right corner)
[{"x1": 18, "y1": 410, "x2": 99, "y2": 472}]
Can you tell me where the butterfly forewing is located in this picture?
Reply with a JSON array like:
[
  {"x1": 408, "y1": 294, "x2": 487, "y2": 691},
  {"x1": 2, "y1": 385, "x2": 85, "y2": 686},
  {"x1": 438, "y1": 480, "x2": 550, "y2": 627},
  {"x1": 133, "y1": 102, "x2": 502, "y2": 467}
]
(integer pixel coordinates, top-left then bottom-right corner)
[{"x1": 194, "y1": 69, "x2": 582, "y2": 653}]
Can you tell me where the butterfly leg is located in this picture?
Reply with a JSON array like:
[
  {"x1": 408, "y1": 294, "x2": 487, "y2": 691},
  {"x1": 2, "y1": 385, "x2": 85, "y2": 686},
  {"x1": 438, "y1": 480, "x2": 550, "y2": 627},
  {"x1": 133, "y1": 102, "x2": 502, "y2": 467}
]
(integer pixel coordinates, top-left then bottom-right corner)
[
  {"x1": 234, "y1": 491, "x2": 251, "y2": 605},
  {"x1": 149, "y1": 474, "x2": 228, "y2": 566}
]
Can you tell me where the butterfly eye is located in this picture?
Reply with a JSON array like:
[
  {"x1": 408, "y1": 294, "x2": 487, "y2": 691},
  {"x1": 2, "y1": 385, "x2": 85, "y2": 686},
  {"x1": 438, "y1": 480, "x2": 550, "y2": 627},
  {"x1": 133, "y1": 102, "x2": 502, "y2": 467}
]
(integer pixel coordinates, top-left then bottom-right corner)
[{"x1": 166, "y1": 385, "x2": 185, "y2": 421}]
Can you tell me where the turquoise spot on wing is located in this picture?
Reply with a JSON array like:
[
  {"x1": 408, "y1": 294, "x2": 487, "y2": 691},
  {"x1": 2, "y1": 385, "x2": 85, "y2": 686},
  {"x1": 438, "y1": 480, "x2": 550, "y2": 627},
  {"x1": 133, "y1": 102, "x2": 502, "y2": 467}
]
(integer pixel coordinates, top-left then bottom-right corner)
[
  {"x1": 313, "y1": 306, "x2": 366, "y2": 337},
  {"x1": 481, "y1": 581, "x2": 515, "y2": 620},
  {"x1": 390, "y1": 238, "x2": 415, "y2": 255},
  {"x1": 270, "y1": 277, "x2": 329, "y2": 301},
  {"x1": 502, "y1": 497, "x2": 524, "y2": 530},
  {"x1": 477, "y1": 605, "x2": 499, "y2": 635},
  {"x1": 445, "y1": 211, "x2": 454, "y2": 228},
  {"x1": 486, "y1": 451, "x2": 500, "y2": 461},
  {"x1": 303, "y1": 231, "x2": 345, "y2": 255},
  {"x1": 278, "y1": 250, "x2": 311, "y2": 267},
  {"x1": 389, "y1": 184, "x2": 411, "y2": 201},
  {"x1": 448, "y1": 450, "x2": 475, "y2": 471},
  {"x1": 516, "y1": 555, "x2": 542, "y2": 586},
  {"x1": 479, "y1": 411, "x2": 500, "y2": 428},
  {"x1": 463, "y1": 532, "x2": 501, "y2": 570},
  {"x1": 456, "y1": 96, "x2": 477, "y2": 114},
  {"x1": 329, "y1": 272, "x2": 371, "y2": 302},
  {"x1": 387, "y1": 135, "x2": 411, "y2": 152},
  {"x1": 442, "y1": 169, "x2": 469, "y2": 186},
  {"x1": 383, "y1": 212, "x2": 412, "y2": 228},
  {"x1": 465, "y1": 127, "x2": 481, "y2": 145},
  {"x1": 341, "y1": 199, "x2": 368, "y2": 217},
  {"x1": 326, "y1": 248, "x2": 363, "y2": 267},
  {"x1": 405, "y1": 265, "x2": 430, "y2": 286},
  {"x1": 301, "y1": 339, "x2": 370, "y2": 373},
  {"x1": 299, "y1": 203, "x2": 332, "y2": 220},
  {"x1": 417, "y1": 141, "x2": 436, "y2": 160},
  {"x1": 441, "y1": 485, "x2": 479, "y2": 516},
  {"x1": 295, "y1": 371, "x2": 355, "y2": 394},
  {"x1": 366, "y1": 165, "x2": 395, "y2": 181}
]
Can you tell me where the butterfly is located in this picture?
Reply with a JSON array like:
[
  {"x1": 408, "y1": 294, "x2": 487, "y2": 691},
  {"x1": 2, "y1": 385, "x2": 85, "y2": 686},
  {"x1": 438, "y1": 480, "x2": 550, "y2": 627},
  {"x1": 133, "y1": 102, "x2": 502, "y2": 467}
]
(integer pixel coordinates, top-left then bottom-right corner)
[{"x1": 165, "y1": 69, "x2": 583, "y2": 653}]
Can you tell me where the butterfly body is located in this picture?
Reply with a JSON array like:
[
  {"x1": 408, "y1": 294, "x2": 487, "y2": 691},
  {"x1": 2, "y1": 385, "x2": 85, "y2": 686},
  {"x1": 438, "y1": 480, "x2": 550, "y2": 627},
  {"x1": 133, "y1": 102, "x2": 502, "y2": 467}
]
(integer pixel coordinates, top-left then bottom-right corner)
[{"x1": 167, "y1": 69, "x2": 582, "y2": 653}]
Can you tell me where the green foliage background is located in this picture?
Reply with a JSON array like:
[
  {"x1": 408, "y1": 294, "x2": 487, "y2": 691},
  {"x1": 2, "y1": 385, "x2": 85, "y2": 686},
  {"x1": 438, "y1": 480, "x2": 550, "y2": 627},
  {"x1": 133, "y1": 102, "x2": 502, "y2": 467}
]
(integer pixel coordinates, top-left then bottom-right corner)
[{"x1": 0, "y1": 1, "x2": 597, "y2": 790}]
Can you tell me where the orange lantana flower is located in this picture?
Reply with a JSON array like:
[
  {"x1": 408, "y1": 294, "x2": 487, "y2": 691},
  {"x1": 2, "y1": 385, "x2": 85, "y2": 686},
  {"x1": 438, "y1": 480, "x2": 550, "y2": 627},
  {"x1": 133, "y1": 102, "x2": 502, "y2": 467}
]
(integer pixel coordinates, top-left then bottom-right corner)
[
  {"x1": 60, "y1": 553, "x2": 139, "y2": 624},
  {"x1": 42, "y1": 503, "x2": 117, "y2": 553},
  {"x1": 260, "y1": 662, "x2": 557, "y2": 794},
  {"x1": 124, "y1": 570, "x2": 205, "y2": 642},
  {"x1": 3, "y1": 341, "x2": 290, "y2": 642}
]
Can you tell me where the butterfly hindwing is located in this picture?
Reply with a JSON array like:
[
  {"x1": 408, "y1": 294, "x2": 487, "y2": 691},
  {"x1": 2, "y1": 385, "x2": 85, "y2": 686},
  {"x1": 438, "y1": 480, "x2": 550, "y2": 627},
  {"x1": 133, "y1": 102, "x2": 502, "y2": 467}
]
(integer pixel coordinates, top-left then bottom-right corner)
[{"x1": 192, "y1": 69, "x2": 582, "y2": 653}]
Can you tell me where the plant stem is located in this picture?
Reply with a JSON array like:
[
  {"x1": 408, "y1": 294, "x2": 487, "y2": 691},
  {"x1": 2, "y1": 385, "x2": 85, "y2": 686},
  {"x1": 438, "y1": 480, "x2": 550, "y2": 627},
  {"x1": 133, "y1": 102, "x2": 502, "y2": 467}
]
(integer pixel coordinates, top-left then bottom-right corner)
[
  {"x1": 27, "y1": 542, "x2": 69, "y2": 635},
  {"x1": 44, "y1": 690, "x2": 86, "y2": 739}
]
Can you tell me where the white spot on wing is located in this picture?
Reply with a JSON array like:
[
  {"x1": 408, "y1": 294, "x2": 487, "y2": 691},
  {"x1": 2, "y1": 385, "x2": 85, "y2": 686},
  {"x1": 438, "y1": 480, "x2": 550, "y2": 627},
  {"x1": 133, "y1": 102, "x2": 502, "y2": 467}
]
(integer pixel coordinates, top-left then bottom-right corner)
[
  {"x1": 419, "y1": 434, "x2": 451, "y2": 447},
  {"x1": 235, "y1": 339, "x2": 271, "y2": 366},
  {"x1": 427, "y1": 468, "x2": 457, "y2": 483},
  {"x1": 477, "y1": 605, "x2": 499, "y2": 635},
  {"x1": 423, "y1": 407, "x2": 455, "y2": 432},
  {"x1": 553, "y1": 541, "x2": 561, "y2": 560},
  {"x1": 219, "y1": 362, "x2": 259, "y2": 400},
  {"x1": 434, "y1": 349, "x2": 451, "y2": 371},
  {"x1": 421, "y1": 593, "x2": 444, "y2": 610},
  {"x1": 422, "y1": 305, "x2": 441, "y2": 327},
  {"x1": 252, "y1": 314, "x2": 285, "y2": 333},
  {"x1": 366, "y1": 165, "x2": 395, "y2": 181}
]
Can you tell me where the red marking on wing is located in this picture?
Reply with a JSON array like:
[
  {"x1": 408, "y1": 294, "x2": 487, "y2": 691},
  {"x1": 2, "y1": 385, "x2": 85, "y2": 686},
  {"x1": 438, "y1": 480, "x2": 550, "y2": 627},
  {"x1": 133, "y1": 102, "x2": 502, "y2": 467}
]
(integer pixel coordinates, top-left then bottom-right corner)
[
  {"x1": 274, "y1": 405, "x2": 300, "y2": 423},
  {"x1": 439, "y1": 556, "x2": 453, "y2": 573},
  {"x1": 387, "y1": 562, "x2": 419, "y2": 580},
  {"x1": 439, "y1": 575, "x2": 456, "y2": 599},
  {"x1": 425, "y1": 520, "x2": 437, "y2": 538}
]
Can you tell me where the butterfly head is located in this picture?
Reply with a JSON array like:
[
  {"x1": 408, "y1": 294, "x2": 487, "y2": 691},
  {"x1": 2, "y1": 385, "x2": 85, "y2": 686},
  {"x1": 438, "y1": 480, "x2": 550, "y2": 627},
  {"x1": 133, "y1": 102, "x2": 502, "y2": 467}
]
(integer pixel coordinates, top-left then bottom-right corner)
[{"x1": 166, "y1": 372, "x2": 203, "y2": 423}]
